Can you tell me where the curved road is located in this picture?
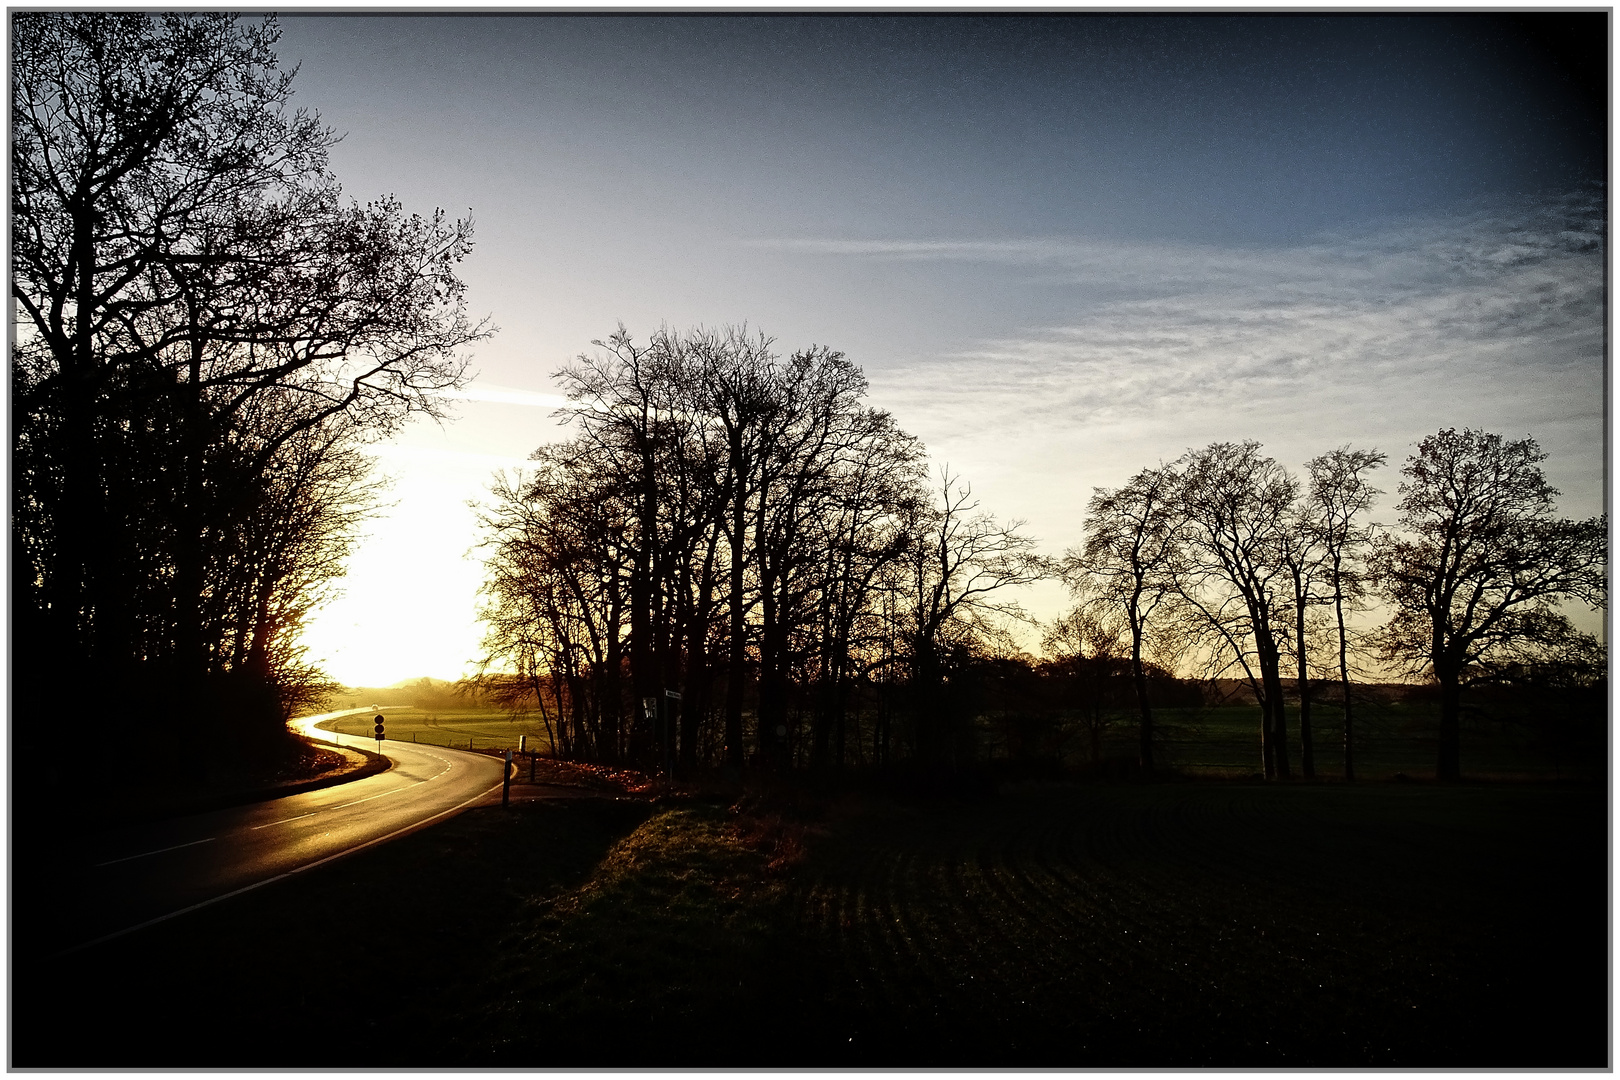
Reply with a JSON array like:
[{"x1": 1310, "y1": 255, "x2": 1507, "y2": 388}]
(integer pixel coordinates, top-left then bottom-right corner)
[{"x1": 55, "y1": 708, "x2": 507, "y2": 955}]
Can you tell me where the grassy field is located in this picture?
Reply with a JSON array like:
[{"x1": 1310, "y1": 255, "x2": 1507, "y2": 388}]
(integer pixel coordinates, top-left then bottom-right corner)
[
  {"x1": 14, "y1": 774, "x2": 1604, "y2": 1068},
  {"x1": 322, "y1": 705, "x2": 556, "y2": 754},
  {"x1": 316, "y1": 695, "x2": 1594, "y2": 783},
  {"x1": 1077, "y1": 700, "x2": 1599, "y2": 782}
]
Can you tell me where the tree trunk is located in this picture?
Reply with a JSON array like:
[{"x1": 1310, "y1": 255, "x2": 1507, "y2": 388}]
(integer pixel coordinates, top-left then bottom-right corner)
[
  {"x1": 1295, "y1": 600, "x2": 1314, "y2": 780},
  {"x1": 61, "y1": 204, "x2": 98, "y2": 668},
  {"x1": 604, "y1": 590, "x2": 624, "y2": 763},
  {"x1": 1131, "y1": 629, "x2": 1154, "y2": 774},
  {"x1": 531, "y1": 671, "x2": 558, "y2": 757},
  {"x1": 1437, "y1": 670, "x2": 1462, "y2": 781},
  {"x1": 833, "y1": 667, "x2": 848, "y2": 770},
  {"x1": 724, "y1": 432, "x2": 747, "y2": 772},
  {"x1": 1253, "y1": 666, "x2": 1276, "y2": 780},
  {"x1": 1260, "y1": 688, "x2": 1276, "y2": 781},
  {"x1": 757, "y1": 569, "x2": 785, "y2": 769},
  {"x1": 682, "y1": 539, "x2": 717, "y2": 771},
  {"x1": 630, "y1": 450, "x2": 657, "y2": 761},
  {"x1": 911, "y1": 637, "x2": 937, "y2": 765},
  {"x1": 1259, "y1": 631, "x2": 1290, "y2": 780},
  {"x1": 173, "y1": 334, "x2": 210, "y2": 724},
  {"x1": 1336, "y1": 591, "x2": 1355, "y2": 782}
]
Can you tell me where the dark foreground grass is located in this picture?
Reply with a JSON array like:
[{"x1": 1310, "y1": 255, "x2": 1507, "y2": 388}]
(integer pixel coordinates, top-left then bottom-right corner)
[{"x1": 12, "y1": 779, "x2": 1606, "y2": 1068}]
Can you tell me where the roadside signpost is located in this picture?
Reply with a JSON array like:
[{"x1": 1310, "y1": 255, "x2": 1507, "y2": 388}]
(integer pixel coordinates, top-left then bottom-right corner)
[
  {"x1": 373, "y1": 714, "x2": 385, "y2": 747},
  {"x1": 662, "y1": 690, "x2": 681, "y2": 788},
  {"x1": 641, "y1": 692, "x2": 682, "y2": 789},
  {"x1": 502, "y1": 750, "x2": 513, "y2": 807}
]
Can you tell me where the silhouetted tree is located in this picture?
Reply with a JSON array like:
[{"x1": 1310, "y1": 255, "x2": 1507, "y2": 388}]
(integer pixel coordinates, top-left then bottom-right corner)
[
  {"x1": 1041, "y1": 609, "x2": 1131, "y2": 766},
  {"x1": 898, "y1": 468, "x2": 1047, "y2": 767},
  {"x1": 806, "y1": 410, "x2": 923, "y2": 769},
  {"x1": 1371, "y1": 429, "x2": 1605, "y2": 781},
  {"x1": 680, "y1": 327, "x2": 781, "y2": 772},
  {"x1": 1064, "y1": 465, "x2": 1184, "y2": 773},
  {"x1": 1304, "y1": 446, "x2": 1385, "y2": 781},
  {"x1": 1277, "y1": 498, "x2": 1329, "y2": 779},
  {"x1": 478, "y1": 326, "x2": 932, "y2": 774},
  {"x1": 475, "y1": 453, "x2": 632, "y2": 761},
  {"x1": 1175, "y1": 442, "x2": 1298, "y2": 779},
  {"x1": 12, "y1": 13, "x2": 486, "y2": 757}
]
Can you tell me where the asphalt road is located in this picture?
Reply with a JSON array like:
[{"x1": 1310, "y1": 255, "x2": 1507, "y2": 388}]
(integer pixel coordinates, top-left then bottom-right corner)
[{"x1": 49, "y1": 708, "x2": 507, "y2": 955}]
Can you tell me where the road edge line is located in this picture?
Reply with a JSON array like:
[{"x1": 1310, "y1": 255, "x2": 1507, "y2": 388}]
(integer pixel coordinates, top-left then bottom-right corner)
[{"x1": 53, "y1": 774, "x2": 506, "y2": 958}]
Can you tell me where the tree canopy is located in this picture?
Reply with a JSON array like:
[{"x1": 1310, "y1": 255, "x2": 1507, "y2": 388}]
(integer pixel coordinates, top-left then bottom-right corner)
[
  {"x1": 1372, "y1": 428, "x2": 1605, "y2": 780},
  {"x1": 11, "y1": 13, "x2": 488, "y2": 768}
]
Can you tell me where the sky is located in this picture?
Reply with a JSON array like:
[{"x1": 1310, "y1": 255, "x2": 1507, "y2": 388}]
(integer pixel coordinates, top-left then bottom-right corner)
[{"x1": 275, "y1": 12, "x2": 1609, "y2": 687}]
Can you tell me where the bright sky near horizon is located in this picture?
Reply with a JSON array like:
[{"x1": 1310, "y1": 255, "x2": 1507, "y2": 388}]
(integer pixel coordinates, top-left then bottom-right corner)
[{"x1": 278, "y1": 12, "x2": 1608, "y2": 688}]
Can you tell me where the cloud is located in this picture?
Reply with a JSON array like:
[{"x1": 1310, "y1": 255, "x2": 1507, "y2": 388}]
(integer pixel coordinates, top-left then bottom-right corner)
[
  {"x1": 749, "y1": 191, "x2": 1602, "y2": 299},
  {"x1": 437, "y1": 382, "x2": 573, "y2": 409},
  {"x1": 811, "y1": 193, "x2": 1599, "y2": 496},
  {"x1": 759, "y1": 192, "x2": 1604, "y2": 545}
]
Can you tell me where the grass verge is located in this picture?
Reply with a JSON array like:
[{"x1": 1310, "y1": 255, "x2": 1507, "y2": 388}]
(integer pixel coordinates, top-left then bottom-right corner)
[{"x1": 459, "y1": 804, "x2": 792, "y2": 1064}]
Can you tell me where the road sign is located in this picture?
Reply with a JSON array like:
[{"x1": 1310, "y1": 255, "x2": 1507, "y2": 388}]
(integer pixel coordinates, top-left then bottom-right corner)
[
  {"x1": 665, "y1": 689, "x2": 682, "y2": 700},
  {"x1": 374, "y1": 714, "x2": 385, "y2": 739}
]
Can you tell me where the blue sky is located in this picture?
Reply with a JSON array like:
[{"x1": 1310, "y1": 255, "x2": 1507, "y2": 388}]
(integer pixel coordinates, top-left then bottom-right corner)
[{"x1": 275, "y1": 13, "x2": 1608, "y2": 685}]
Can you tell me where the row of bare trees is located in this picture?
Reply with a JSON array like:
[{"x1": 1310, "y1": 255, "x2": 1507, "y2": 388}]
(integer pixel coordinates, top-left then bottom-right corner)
[
  {"x1": 1064, "y1": 433, "x2": 1604, "y2": 782},
  {"x1": 478, "y1": 342, "x2": 1604, "y2": 783},
  {"x1": 11, "y1": 14, "x2": 485, "y2": 766},
  {"x1": 473, "y1": 327, "x2": 1042, "y2": 772}
]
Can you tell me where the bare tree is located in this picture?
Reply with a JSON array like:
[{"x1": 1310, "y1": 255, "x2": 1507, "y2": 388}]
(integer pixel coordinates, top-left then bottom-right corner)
[
  {"x1": 899, "y1": 467, "x2": 1048, "y2": 767},
  {"x1": 1277, "y1": 500, "x2": 1329, "y2": 779},
  {"x1": 1064, "y1": 465, "x2": 1184, "y2": 773},
  {"x1": 1175, "y1": 442, "x2": 1298, "y2": 780},
  {"x1": 1304, "y1": 446, "x2": 1386, "y2": 781},
  {"x1": 555, "y1": 328, "x2": 703, "y2": 762},
  {"x1": 807, "y1": 409, "x2": 924, "y2": 769},
  {"x1": 481, "y1": 325, "x2": 932, "y2": 775},
  {"x1": 12, "y1": 13, "x2": 487, "y2": 751},
  {"x1": 1041, "y1": 608, "x2": 1132, "y2": 767},
  {"x1": 475, "y1": 449, "x2": 638, "y2": 762},
  {"x1": 680, "y1": 327, "x2": 782, "y2": 772},
  {"x1": 1371, "y1": 429, "x2": 1604, "y2": 781}
]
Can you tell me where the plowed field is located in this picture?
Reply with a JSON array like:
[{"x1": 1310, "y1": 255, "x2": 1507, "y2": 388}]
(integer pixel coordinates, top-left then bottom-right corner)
[{"x1": 782, "y1": 781, "x2": 1606, "y2": 1066}]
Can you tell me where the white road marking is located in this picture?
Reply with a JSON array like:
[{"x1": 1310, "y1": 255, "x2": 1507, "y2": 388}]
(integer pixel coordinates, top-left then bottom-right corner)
[
  {"x1": 248, "y1": 750, "x2": 455, "y2": 829},
  {"x1": 57, "y1": 774, "x2": 504, "y2": 957},
  {"x1": 95, "y1": 836, "x2": 216, "y2": 867},
  {"x1": 250, "y1": 812, "x2": 317, "y2": 830}
]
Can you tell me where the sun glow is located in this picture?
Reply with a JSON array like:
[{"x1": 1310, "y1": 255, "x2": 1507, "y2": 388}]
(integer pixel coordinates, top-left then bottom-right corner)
[{"x1": 296, "y1": 450, "x2": 506, "y2": 688}]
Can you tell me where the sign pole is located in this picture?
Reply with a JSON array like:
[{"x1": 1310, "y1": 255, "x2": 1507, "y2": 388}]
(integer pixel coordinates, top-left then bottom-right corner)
[{"x1": 663, "y1": 689, "x2": 682, "y2": 792}]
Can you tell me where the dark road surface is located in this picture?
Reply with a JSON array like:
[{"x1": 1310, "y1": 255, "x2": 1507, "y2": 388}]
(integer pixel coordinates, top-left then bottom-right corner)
[{"x1": 45, "y1": 708, "x2": 507, "y2": 955}]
